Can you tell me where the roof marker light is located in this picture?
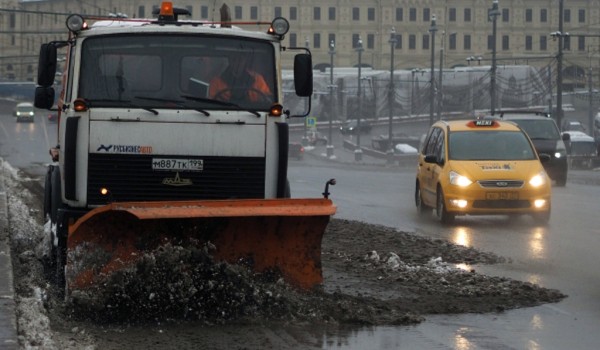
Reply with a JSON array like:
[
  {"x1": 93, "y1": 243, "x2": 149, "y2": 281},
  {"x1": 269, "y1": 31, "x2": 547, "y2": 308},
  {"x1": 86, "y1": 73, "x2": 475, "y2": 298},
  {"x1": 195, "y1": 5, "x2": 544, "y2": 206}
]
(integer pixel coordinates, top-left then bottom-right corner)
[
  {"x1": 73, "y1": 98, "x2": 89, "y2": 112},
  {"x1": 270, "y1": 17, "x2": 289, "y2": 36},
  {"x1": 66, "y1": 14, "x2": 86, "y2": 32},
  {"x1": 158, "y1": 1, "x2": 175, "y2": 21},
  {"x1": 269, "y1": 104, "x2": 284, "y2": 117}
]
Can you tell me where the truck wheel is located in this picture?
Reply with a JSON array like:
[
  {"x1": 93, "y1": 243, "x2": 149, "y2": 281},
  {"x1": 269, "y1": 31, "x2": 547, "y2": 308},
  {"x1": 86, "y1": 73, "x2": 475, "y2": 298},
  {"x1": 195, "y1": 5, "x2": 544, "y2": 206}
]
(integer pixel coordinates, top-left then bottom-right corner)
[
  {"x1": 50, "y1": 167, "x2": 61, "y2": 223},
  {"x1": 49, "y1": 167, "x2": 67, "y2": 293},
  {"x1": 42, "y1": 166, "x2": 56, "y2": 275},
  {"x1": 55, "y1": 224, "x2": 67, "y2": 298},
  {"x1": 43, "y1": 166, "x2": 53, "y2": 220}
]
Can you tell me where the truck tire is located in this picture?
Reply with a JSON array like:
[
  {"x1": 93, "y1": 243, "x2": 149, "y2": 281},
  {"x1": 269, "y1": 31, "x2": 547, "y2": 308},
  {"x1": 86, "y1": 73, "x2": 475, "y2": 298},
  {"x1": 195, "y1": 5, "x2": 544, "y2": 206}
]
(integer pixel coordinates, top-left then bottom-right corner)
[
  {"x1": 50, "y1": 166, "x2": 61, "y2": 223},
  {"x1": 43, "y1": 166, "x2": 53, "y2": 220},
  {"x1": 42, "y1": 166, "x2": 57, "y2": 275},
  {"x1": 50, "y1": 167, "x2": 67, "y2": 294}
]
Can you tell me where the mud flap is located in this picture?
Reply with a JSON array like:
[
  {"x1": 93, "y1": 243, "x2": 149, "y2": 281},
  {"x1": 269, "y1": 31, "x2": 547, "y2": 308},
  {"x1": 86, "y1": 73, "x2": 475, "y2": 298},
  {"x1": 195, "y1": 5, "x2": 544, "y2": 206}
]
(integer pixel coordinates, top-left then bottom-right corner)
[{"x1": 66, "y1": 198, "x2": 336, "y2": 293}]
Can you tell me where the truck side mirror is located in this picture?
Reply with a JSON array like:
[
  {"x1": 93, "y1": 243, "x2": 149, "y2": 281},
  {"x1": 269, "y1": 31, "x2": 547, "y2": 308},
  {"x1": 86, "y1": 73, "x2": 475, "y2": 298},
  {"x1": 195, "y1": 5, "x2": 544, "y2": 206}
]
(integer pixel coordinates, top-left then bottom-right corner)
[
  {"x1": 37, "y1": 43, "x2": 57, "y2": 87},
  {"x1": 34, "y1": 86, "x2": 55, "y2": 109},
  {"x1": 293, "y1": 53, "x2": 312, "y2": 97}
]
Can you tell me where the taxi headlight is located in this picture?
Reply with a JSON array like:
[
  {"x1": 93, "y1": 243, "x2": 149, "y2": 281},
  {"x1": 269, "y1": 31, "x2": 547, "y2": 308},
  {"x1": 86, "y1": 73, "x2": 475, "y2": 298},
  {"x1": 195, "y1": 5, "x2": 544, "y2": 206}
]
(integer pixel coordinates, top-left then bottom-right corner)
[
  {"x1": 529, "y1": 172, "x2": 547, "y2": 187},
  {"x1": 449, "y1": 171, "x2": 472, "y2": 187}
]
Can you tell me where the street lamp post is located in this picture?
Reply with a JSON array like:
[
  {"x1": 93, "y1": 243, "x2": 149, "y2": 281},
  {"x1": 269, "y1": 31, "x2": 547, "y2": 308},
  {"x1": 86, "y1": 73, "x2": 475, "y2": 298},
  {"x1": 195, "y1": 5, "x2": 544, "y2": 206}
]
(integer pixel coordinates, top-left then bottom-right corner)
[
  {"x1": 302, "y1": 37, "x2": 310, "y2": 146},
  {"x1": 556, "y1": 0, "x2": 565, "y2": 128},
  {"x1": 488, "y1": 0, "x2": 500, "y2": 115},
  {"x1": 355, "y1": 37, "x2": 364, "y2": 162},
  {"x1": 438, "y1": 32, "x2": 444, "y2": 122},
  {"x1": 429, "y1": 15, "x2": 437, "y2": 126},
  {"x1": 437, "y1": 32, "x2": 455, "y2": 121},
  {"x1": 327, "y1": 40, "x2": 336, "y2": 158},
  {"x1": 387, "y1": 28, "x2": 397, "y2": 165},
  {"x1": 410, "y1": 68, "x2": 425, "y2": 116}
]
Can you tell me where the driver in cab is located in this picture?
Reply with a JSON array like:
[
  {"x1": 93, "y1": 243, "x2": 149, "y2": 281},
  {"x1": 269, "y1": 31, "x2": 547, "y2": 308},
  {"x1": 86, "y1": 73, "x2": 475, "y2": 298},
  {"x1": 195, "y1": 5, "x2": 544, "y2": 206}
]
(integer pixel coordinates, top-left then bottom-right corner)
[{"x1": 209, "y1": 53, "x2": 272, "y2": 104}]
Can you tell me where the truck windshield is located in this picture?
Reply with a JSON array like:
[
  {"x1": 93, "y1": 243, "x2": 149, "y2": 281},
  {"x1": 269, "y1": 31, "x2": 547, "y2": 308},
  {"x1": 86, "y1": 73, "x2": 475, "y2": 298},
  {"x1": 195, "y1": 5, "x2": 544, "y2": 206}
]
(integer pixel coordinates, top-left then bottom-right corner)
[{"x1": 79, "y1": 34, "x2": 276, "y2": 111}]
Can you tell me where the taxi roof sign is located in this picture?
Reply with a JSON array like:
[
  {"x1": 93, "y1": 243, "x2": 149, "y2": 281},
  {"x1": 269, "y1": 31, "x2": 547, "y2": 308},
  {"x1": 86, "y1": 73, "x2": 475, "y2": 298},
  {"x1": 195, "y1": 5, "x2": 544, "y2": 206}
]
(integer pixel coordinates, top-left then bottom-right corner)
[{"x1": 468, "y1": 119, "x2": 499, "y2": 128}]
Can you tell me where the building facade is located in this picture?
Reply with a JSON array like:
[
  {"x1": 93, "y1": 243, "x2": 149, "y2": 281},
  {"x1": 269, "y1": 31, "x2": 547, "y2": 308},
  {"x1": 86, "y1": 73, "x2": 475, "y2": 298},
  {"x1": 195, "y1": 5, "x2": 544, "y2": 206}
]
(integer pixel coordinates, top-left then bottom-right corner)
[{"x1": 1, "y1": 0, "x2": 599, "y2": 85}]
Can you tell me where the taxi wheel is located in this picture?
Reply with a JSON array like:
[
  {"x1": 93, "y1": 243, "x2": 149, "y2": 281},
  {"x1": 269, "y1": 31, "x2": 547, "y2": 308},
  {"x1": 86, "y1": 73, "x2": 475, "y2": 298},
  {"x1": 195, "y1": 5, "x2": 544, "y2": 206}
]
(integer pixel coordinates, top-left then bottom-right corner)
[
  {"x1": 415, "y1": 184, "x2": 431, "y2": 216},
  {"x1": 532, "y1": 206, "x2": 551, "y2": 225},
  {"x1": 436, "y1": 188, "x2": 455, "y2": 225}
]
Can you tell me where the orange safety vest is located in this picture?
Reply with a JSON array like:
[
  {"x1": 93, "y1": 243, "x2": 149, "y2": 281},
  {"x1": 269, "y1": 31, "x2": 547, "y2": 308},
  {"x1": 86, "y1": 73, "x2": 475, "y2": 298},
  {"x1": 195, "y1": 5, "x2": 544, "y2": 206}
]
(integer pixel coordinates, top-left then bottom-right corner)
[{"x1": 209, "y1": 70, "x2": 272, "y2": 102}]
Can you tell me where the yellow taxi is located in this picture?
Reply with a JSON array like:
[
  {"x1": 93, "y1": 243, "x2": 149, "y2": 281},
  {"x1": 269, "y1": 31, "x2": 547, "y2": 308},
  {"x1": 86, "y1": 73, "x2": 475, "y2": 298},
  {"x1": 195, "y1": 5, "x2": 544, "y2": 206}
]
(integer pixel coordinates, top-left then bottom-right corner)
[{"x1": 415, "y1": 119, "x2": 551, "y2": 224}]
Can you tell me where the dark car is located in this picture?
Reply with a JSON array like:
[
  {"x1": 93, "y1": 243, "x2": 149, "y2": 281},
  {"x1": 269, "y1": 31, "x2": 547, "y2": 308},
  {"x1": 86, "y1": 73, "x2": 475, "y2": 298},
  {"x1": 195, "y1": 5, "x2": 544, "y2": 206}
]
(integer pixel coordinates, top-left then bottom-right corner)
[
  {"x1": 497, "y1": 111, "x2": 569, "y2": 186},
  {"x1": 288, "y1": 142, "x2": 304, "y2": 160},
  {"x1": 307, "y1": 131, "x2": 328, "y2": 146},
  {"x1": 340, "y1": 119, "x2": 372, "y2": 135},
  {"x1": 561, "y1": 119, "x2": 586, "y2": 133}
]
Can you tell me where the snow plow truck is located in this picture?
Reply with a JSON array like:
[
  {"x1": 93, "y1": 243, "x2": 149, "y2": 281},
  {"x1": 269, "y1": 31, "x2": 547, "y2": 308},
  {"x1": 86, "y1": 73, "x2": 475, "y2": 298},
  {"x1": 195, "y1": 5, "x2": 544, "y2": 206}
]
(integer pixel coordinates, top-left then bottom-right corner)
[{"x1": 34, "y1": 2, "x2": 336, "y2": 297}]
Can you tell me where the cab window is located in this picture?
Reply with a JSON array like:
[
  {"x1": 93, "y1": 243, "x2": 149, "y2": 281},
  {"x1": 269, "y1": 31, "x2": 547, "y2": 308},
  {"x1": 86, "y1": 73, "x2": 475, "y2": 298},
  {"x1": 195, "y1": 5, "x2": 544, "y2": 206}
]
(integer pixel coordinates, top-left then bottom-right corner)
[
  {"x1": 433, "y1": 129, "x2": 445, "y2": 163},
  {"x1": 423, "y1": 127, "x2": 442, "y2": 156}
]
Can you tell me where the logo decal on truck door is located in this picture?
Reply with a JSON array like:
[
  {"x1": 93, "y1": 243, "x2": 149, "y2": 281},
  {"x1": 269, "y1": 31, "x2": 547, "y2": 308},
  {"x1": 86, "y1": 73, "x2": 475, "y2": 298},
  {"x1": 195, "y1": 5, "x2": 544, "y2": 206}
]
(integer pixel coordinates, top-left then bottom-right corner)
[
  {"x1": 96, "y1": 144, "x2": 153, "y2": 154},
  {"x1": 162, "y1": 172, "x2": 193, "y2": 186}
]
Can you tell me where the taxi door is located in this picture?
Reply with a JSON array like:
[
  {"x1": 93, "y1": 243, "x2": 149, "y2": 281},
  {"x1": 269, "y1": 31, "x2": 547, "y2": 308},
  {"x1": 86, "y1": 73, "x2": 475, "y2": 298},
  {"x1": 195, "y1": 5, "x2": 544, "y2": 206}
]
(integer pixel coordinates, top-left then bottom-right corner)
[{"x1": 418, "y1": 127, "x2": 446, "y2": 207}]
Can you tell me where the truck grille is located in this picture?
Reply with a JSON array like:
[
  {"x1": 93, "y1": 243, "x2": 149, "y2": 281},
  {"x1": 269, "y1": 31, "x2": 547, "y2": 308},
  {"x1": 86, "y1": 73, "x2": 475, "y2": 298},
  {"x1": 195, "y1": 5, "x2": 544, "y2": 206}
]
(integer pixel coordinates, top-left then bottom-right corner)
[{"x1": 87, "y1": 154, "x2": 265, "y2": 205}]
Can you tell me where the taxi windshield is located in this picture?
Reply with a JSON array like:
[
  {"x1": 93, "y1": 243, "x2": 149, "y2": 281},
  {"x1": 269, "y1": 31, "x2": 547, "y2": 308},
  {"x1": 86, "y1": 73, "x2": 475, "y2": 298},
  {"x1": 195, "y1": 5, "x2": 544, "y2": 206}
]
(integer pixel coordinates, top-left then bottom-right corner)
[
  {"x1": 78, "y1": 34, "x2": 276, "y2": 111},
  {"x1": 449, "y1": 130, "x2": 537, "y2": 161}
]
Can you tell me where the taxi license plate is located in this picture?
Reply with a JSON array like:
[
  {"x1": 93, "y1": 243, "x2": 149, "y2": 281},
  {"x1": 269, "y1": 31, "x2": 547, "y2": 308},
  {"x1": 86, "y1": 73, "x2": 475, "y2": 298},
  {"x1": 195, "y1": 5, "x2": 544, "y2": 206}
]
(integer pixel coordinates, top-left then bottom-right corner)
[
  {"x1": 486, "y1": 192, "x2": 518, "y2": 200},
  {"x1": 152, "y1": 158, "x2": 203, "y2": 172}
]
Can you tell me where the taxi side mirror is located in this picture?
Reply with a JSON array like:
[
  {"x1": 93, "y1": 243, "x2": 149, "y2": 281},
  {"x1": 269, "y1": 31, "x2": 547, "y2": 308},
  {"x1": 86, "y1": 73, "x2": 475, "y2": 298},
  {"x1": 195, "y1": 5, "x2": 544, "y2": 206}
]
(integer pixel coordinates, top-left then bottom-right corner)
[{"x1": 424, "y1": 155, "x2": 438, "y2": 164}]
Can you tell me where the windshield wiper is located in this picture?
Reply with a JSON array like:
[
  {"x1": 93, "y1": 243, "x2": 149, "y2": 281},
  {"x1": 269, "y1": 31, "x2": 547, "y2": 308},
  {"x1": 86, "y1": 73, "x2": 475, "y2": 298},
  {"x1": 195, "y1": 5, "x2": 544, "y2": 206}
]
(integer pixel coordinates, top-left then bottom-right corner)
[
  {"x1": 181, "y1": 95, "x2": 260, "y2": 117},
  {"x1": 134, "y1": 95, "x2": 210, "y2": 116},
  {"x1": 87, "y1": 99, "x2": 159, "y2": 115}
]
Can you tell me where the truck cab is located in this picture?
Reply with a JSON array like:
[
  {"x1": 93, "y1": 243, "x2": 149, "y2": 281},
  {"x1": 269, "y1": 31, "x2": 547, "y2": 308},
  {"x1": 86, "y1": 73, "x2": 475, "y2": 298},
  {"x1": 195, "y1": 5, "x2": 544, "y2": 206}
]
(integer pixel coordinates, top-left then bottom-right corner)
[
  {"x1": 35, "y1": 5, "x2": 312, "y2": 216},
  {"x1": 33, "y1": 3, "x2": 333, "y2": 294}
]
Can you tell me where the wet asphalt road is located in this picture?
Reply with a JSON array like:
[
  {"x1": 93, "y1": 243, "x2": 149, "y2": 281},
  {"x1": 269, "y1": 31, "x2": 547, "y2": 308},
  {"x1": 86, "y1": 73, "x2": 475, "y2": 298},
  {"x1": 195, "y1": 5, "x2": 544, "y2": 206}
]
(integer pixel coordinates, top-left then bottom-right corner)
[{"x1": 2, "y1": 97, "x2": 600, "y2": 349}]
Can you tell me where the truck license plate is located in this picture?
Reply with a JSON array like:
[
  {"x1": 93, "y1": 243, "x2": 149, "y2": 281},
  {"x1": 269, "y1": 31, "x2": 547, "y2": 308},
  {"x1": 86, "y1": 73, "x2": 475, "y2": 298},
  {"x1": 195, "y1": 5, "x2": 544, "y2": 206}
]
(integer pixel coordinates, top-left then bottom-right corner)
[
  {"x1": 486, "y1": 192, "x2": 518, "y2": 200},
  {"x1": 152, "y1": 158, "x2": 203, "y2": 171}
]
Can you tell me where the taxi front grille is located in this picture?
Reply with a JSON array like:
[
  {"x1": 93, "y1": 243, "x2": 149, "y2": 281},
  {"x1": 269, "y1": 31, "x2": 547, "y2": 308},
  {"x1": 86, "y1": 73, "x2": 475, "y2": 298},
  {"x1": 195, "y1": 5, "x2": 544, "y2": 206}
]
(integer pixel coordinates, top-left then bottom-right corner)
[
  {"x1": 472, "y1": 200, "x2": 530, "y2": 209},
  {"x1": 477, "y1": 180, "x2": 524, "y2": 188},
  {"x1": 87, "y1": 154, "x2": 265, "y2": 205}
]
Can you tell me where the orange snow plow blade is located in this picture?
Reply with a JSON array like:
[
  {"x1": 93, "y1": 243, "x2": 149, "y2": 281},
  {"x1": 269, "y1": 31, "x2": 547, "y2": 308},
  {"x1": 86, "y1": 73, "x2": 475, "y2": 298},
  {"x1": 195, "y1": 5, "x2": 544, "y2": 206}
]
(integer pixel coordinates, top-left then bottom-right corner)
[{"x1": 66, "y1": 198, "x2": 336, "y2": 292}]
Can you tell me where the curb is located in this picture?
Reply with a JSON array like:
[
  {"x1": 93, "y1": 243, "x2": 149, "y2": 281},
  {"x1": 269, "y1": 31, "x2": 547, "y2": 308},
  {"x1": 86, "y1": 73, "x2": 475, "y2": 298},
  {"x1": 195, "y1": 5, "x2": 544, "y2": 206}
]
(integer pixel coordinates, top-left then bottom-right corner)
[{"x1": 0, "y1": 159, "x2": 19, "y2": 349}]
